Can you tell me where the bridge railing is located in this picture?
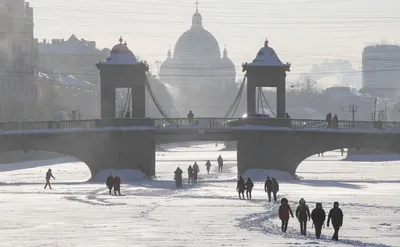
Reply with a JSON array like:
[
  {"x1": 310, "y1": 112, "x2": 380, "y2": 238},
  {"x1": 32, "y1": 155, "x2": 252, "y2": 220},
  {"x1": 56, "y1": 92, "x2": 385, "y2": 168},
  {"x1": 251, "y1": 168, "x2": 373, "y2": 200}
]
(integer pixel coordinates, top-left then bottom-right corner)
[
  {"x1": 0, "y1": 120, "x2": 97, "y2": 132},
  {"x1": 291, "y1": 119, "x2": 400, "y2": 131},
  {"x1": 154, "y1": 118, "x2": 237, "y2": 128},
  {"x1": 1, "y1": 118, "x2": 400, "y2": 132}
]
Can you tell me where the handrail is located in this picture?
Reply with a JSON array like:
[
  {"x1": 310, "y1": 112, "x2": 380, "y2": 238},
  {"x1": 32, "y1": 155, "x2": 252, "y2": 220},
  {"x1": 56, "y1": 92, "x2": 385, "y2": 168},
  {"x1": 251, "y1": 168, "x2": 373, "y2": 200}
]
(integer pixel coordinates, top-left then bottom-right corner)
[{"x1": 0, "y1": 118, "x2": 397, "y2": 132}]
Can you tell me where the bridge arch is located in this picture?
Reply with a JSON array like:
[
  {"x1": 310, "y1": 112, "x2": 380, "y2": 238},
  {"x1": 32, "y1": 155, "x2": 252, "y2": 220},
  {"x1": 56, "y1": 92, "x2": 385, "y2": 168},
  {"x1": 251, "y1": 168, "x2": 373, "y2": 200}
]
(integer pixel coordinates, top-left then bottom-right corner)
[
  {"x1": 0, "y1": 150, "x2": 92, "y2": 182},
  {"x1": 290, "y1": 132, "x2": 400, "y2": 175},
  {"x1": 0, "y1": 133, "x2": 101, "y2": 178}
]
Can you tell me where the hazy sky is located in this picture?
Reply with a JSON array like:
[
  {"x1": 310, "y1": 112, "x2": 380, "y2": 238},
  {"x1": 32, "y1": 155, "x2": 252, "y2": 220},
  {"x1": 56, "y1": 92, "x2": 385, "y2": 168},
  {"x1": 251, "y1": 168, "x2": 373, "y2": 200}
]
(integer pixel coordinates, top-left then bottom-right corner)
[{"x1": 29, "y1": 0, "x2": 400, "y2": 80}]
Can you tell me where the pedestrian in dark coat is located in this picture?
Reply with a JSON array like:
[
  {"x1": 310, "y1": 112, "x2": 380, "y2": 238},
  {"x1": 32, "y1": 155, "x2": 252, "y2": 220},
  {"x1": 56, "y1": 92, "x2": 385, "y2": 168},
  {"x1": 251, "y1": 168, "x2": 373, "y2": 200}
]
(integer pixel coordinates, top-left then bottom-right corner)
[
  {"x1": 187, "y1": 165, "x2": 193, "y2": 184},
  {"x1": 113, "y1": 175, "x2": 121, "y2": 195},
  {"x1": 187, "y1": 110, "x2": 194, "y2": 124},
  {"x1": 236, "y1": 176, "x2": 245, "y2": 199},
  {"x1": 326, "y1": 113, "x2": 332, "y2": 128},
  {"x1": 174, "y1": 167, "x2": 183, "y2": 188},
  {"x1": 296, "y1": 198, "x2": 311, "y2": 236},
  {"x1": 217, "y1": 155, "x2": 223, "y2": 172},
  {"x1": 106, "y1": 174, "x2": 114, "y2": 195},
  {"x1": 44, "y1": 168, "x2": 55, "y2": 189},
  {"x1": 264, "y1": 176, "x2": 272, "y2": 202},
  {"x1": 327, "y1": 201, "x2": 343, "y2": 241},
  {"x1": 245, "y1": 178, "x2": 254, "y2": 200},
  {"x1": 279, "y1": 198, "x2": 294, "y2": 232},
  {"x1": 205, "y1": 160, "x2": 211, "y2": 175},
  {"x1": 311, "y1": 203, "x2": 326, "y2": 239},
  {"x1": 271, "y1": 177, "x2": 279, "y2": 201},
  {"x1": 332, "y1": 114, "x2": 339, "y2": 129},
  {"x1": 192, "y1": 162, "x2": 200, "y2": 184}
]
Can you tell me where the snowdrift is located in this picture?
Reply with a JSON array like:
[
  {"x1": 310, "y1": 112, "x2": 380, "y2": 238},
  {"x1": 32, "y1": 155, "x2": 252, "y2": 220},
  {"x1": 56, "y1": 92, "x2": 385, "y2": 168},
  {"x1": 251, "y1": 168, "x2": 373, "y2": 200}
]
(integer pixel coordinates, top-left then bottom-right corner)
[
  {"x1": 241, "y1": 169, "x2": 296, "y2": 181},
  {"x1": 344, "y1": 154, "x2": 400, "y2": 162},
  {"x1": 92, "y1": 169, "x2": 149, "y2": 183}
]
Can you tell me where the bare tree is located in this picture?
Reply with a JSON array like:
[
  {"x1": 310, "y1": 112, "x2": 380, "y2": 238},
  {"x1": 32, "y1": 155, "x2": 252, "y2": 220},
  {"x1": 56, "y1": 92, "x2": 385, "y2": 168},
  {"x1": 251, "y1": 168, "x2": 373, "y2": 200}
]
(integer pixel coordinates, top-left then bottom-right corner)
[{"x1": 299, "y1": 76, "x2": 317, "y2": 92}]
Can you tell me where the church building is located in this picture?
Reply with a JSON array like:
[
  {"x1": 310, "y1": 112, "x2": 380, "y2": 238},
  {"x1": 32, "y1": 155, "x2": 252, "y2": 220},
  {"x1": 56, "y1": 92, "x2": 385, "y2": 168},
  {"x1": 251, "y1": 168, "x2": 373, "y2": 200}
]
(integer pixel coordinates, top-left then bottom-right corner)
[{"x1": 159, "y1": 3, "x2": 236, "y2": 117}]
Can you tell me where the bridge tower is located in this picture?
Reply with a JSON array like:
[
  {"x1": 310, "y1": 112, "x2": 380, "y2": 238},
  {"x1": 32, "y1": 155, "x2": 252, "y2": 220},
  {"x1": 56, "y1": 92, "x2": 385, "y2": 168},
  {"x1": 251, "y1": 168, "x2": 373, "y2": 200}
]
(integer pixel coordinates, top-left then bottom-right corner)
[
  {"x1": 96, "y1": 37, "x2": 149, "y2": 118},
  {"x1": 242, "y1": 39, "x2": 291, "y2": 118}
]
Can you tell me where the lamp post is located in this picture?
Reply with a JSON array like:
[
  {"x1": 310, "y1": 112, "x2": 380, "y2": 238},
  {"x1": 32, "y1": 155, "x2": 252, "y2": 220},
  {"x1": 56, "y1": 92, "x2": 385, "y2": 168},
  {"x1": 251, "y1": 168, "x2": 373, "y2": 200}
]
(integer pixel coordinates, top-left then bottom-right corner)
[{"x1": 349, "y1": 104, "x2": 358, "y2": 122}]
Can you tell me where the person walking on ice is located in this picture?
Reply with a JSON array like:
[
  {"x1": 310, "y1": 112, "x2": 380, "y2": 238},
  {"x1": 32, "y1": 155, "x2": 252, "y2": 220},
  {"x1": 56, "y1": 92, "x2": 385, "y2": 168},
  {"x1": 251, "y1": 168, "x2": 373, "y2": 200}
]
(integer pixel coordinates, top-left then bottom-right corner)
[
  {"x1": 327, "y1": 201, "x2": 343, "y2": 241},
  {"x1": 296, "y1": 198, "x2": 311, "y2": 236},
  {"x1": 205, "y1": 160, "x2": 211, "y2": 175},
  {"x1": 245, "y1": 177, "x2": 254, "y2": 200},
  {"x1": 187, "y1": 165, "x2": 193, "y2": 185},
  {"x1": 44, "y1": 168, "x2": 55, "y2": 189},
  {"x1": 192, "y1": 162, "x2": 200, "y2": 184},
  {"x1": 106, "y1": 174, "x2": 114, "y2": 195},
  {"x1": 279, "y1": 198, "x2": 294, "y2": 233},
  {"x1": 311, "y1": 202, "x2": 326, "y2": 239},
  {"x1": 217, "y1": 155, "x2": 223, "y2": 172},
  {"x1": 264, "y1": 176, "x2": 272, "y2": 202},
  {"x1": 271, "y1": 177, "x2": 279, "y2": 201},
  {"x1": 113, "y1": 175, "x2": 121, "y2": 195},
  {"x1": 174, "y1": 167, "x2": 183, "y2": 189},
  {"x1": 236, "y1": 176, "x2": 245, "y2": 199}
]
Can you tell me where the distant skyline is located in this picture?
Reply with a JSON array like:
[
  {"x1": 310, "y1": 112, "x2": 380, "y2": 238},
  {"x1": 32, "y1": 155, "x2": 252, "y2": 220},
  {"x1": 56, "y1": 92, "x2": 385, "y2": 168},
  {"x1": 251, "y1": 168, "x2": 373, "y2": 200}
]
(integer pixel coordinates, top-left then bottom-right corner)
[{"x1": 29, "y1": 0, "x2": 400, "y2": 83}]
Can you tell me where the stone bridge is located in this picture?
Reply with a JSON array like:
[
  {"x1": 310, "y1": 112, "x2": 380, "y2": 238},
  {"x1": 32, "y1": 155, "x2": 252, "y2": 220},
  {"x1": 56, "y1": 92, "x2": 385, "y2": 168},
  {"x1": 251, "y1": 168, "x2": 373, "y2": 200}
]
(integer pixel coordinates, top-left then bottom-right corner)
[{"x1": 1, "y1": 118, "x2": 400, "y2": 178}]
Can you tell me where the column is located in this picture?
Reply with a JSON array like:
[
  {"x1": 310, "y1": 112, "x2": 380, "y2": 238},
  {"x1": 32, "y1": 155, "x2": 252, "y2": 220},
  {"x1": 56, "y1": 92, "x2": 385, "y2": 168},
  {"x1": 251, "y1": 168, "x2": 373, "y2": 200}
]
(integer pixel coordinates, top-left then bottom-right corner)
[
  {"x1": 101, "y1": 85, "x2": 115, "y2": 119},
  {"x1": 131, "y1": 83, "x2": 146, "y2": 118},
  {"x1": 276, "y1": 84, "x2": 286, "y2": 118},
  {"x1": 247, "y1": 84, "x2": 256, "y2": 116}
]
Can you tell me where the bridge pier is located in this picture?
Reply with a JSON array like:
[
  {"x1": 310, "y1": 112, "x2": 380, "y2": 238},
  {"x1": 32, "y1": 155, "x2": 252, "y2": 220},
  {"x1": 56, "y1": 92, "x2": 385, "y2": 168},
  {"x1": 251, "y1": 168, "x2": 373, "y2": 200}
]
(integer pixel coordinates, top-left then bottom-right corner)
[
  {"x1": 89, "y1": 131, "x2": 155, "y2": 178},
  {"x1": 236, "y1": 131, "x2": 301, "y2": 176}
]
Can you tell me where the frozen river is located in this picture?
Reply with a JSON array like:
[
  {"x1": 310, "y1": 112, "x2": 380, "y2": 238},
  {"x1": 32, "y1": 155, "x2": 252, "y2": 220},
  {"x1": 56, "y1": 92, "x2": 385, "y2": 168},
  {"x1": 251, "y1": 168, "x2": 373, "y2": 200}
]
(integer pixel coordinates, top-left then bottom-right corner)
[{"x1": 0, "y1": 144, "x2": 399, "y2": 246}]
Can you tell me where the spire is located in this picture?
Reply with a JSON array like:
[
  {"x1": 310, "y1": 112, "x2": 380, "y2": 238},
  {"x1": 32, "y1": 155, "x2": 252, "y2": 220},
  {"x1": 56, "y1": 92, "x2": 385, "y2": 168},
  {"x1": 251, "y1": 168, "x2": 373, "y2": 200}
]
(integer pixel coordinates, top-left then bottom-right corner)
[
  {"x1": 264, "y1": 38, "x2": 269, "y2": 47},
  {"x1": 192, "y1": 1, "x2": 202, "y2": 28},
  {"x1": 223, "y1": 44, "x2": 228, "y2": 58}
]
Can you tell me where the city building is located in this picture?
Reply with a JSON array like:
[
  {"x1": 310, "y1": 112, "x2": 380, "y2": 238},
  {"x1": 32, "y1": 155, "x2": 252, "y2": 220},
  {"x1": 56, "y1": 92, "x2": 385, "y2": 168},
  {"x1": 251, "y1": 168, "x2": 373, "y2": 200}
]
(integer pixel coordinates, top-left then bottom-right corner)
[
  {"x1": 159, "y1": 4, "x2": 237, "y2": 117},
  {"x1": 0, "y1": 1, "x2": 38, "y2": 121},
  {"x1": 37, "y1": 34, "x2": 110, "y2": 85},
  {"x1": 361, "y1": 44, "x2": 400, "y2": 98}
]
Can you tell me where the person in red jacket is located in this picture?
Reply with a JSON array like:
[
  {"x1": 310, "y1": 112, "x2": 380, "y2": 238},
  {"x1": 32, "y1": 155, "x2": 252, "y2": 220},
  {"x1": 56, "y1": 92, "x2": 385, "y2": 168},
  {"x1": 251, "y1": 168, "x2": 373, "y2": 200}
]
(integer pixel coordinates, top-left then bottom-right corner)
[{"x1": 279, "y1": 197, "x2": 294, "y2": 232}]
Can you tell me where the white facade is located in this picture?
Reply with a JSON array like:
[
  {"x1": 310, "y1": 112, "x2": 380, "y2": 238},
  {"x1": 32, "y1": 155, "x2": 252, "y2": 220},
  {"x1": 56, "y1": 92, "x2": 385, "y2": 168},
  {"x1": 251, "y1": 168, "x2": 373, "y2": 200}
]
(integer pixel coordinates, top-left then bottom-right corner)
[{"x1": 362, "y1": 44, "x2": 400, "y2": 90}]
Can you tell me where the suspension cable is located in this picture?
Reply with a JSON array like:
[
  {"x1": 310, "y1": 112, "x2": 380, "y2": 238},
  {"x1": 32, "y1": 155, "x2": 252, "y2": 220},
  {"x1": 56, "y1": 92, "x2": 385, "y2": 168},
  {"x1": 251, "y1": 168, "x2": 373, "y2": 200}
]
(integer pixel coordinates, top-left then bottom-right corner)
[
  {"x1": 120, "y1": 88, "x2": 131, "y2": 117},
  {"x1": 260, "y1": 89, "x2": 276, "y2": 117},
  {"x1": 222, "y1": 74, "x2": 246, "y2": 119},
  {"x1": 144, "y1": 75, "x2": 178, "y2": 126},
  {"x1": 258, "y1": 88, "x2": 266, "y2": 115},
  {"x1": 229, "y1": 81, "x2": 245, "y2": 118},
  {"x1": 256, "y1": 87, "x2": 260, "y2": 114}
]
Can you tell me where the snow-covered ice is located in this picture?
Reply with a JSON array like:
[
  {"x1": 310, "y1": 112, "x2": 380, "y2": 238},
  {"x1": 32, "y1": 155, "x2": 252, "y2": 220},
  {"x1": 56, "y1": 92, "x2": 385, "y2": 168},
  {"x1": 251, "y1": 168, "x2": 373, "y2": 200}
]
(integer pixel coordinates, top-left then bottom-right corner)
[
  {"x1": 241, "y1": 169, "x2": 296, "y2": 181},
  {"x1": 0, "y1": 145, "x2": 399, "y2": 246},
  {"x1": 92, "y1": 169, "x2": 149, "y2": 182}
]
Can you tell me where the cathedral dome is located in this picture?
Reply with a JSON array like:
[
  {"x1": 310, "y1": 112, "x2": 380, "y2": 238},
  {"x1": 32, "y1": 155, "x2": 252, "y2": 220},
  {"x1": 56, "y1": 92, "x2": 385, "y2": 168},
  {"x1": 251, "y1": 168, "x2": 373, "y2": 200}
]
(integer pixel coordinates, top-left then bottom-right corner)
[
  {"x1": 173, "y1": 9, "x2": 221, "y2": 62},
  {"x1": 220, "y1": 47, "x2": 235, "y2": 71}
]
